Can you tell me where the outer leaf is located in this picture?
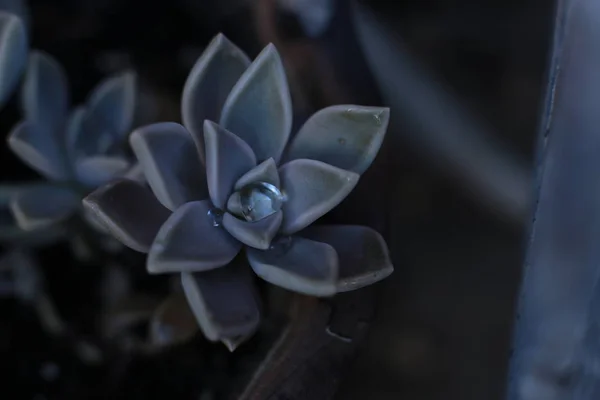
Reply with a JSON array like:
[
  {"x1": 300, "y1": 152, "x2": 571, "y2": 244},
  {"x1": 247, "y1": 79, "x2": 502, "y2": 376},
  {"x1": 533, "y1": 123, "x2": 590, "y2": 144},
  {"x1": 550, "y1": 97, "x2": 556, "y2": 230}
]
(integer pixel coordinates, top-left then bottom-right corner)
[
  {"x1": 85, "y1": 70, "x2": 136, "y2": 139},
  {"x1": 20, "y1": 50, "x2": 69, "y2": 136},
  {"x1": 182, "y1": 33, "x2": 250, "y2": 163},
  {"x1": 83, "y1": 179, "x2": 171, "y2": 253},
  {"x1": 181, "y1": 265, "x2": 260, "y2": 342},
  {"x1": 247, "y1": 236, "x2": 339, "y2": 296},
  {"x1": 7, "y1": 121, "x2": 70, "y2": 180},
  {"x1": 278, "y1": 159, "x2": 359, "y2": 235},
  {"x1": 10, "y1": 184, "x2": 79, "y2": 231},
  {"x1": 300, "y1": 225, "x2": 393, "y2": 292},
  {"x1": 147, "y1": 200, "x2": 242, "y2": 274},
  {"x1": 129, "y1": 122, "x2": 207, "y2": 211},
  {"x1": 220, "y1": 44, "x2": 292, "y2": 163},
  {"x1": 284, "y1": 105, "x2": 390, "y2": 174},
  {"x1": 0, "y1": 11, "x2": 26, "y2": 108}
]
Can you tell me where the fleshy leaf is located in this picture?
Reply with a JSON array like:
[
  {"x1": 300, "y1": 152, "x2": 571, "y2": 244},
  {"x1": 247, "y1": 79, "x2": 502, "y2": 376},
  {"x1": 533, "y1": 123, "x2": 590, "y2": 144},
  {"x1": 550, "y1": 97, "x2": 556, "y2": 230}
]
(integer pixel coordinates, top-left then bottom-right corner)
[
  {"x1": 0, "y1": 183, "x2": 65, "y2": 244},
  {"x1": 222, "y1": 210, "x2": 282, "y2": 250},
  {"x1": 10, "y1": 184, "x2": 79, "y2": 231},
  {"x1": 20, "y1": 50, "x2": 69, "y2": 136},
  {"x1": 300, "y1": 225, "x2": 393, "y2": 292},
  {"x1": 247, "y1": 236, "x2": 339, "y2": 296},
  {"x1": 149, "y1": 292, "x2": 199, "y2": 347},
  {"x1": 147, "y1": 200, "x2": 242, "y2": 274},
  {"x1": 130, "y1": 122, "x2": 207, "y2": 211},
  {"x1": 7, "y1": 121, "x2": 70, "y2": 180},
  {"x1": 85, "y1": 70, "x2": 136, "y2": 139},
  {"x1": 0, "y1": 11, "x2": 26, "y2": 108},
  {"x1": 181, "y1": 265, "x2": 260, "y2": 342},
  {"x1": 203, "y1": 120, "x2": 256, "y2": 209},
  {"x1": 226, "y1": 191, "x2": 244, "y2": 217},
  {"x1": 278, "y1": 159, "x2": 359, "y2": 234},
  {"x1": 284, "y1": 105, "x2": 390, "y2": 174},
  {"x1": 220, "y1": 44, "x2": 292, "y2": 163},
  {"x1": 234, "y1": 158, "x2": 279, "y2": 190},
  {"x1": 181, "y1": 33, "x2": 250, "y2": 163},
  {"x1": 0, "y1": 1, "x2": 30, "y2": 31},
  {"x1": 83, "y1": 179, "x2": 171, "y2": 253},
  {"x1": 75, "y1": 155, "x2": 130, "y2": 187}
]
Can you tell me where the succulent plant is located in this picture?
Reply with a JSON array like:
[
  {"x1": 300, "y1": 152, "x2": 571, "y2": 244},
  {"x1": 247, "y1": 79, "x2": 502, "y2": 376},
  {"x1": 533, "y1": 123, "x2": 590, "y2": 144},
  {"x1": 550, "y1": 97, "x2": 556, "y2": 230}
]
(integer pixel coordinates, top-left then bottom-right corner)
[
  {"x1": 83, "y1": 33, "x2": 393, "y2": 349},
  {"x1": 6, "y1": 50, "x2": 139, "y2": 232}
]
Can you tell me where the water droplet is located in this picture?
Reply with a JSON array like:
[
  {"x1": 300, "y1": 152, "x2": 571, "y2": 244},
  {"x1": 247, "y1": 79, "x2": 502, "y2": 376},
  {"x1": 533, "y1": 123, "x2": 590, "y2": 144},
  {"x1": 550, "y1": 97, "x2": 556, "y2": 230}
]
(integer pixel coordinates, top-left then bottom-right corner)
[
  {"x1": 207, "y1": 208, "x2": 224, "y2": 227},
  {"x1": 269, "y1": 236, "x2": 293, "y2": 256},
  {"x1": 239, "y1": 182, "x2": 283, "y2": 222}
]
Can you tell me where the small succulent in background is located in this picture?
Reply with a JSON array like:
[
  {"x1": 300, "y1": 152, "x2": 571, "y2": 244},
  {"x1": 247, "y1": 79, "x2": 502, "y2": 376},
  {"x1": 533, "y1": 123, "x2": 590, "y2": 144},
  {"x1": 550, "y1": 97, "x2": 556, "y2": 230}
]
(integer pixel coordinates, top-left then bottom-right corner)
[
  {"x1": 0, "y1": 0, "x2": 28, "y2": 110},
  {"x1": 6, "y1": 50, "x2": 139, "y2": 233},
  {"x1": 84, "y1": 33, "x2": 393, "y2": 350}
]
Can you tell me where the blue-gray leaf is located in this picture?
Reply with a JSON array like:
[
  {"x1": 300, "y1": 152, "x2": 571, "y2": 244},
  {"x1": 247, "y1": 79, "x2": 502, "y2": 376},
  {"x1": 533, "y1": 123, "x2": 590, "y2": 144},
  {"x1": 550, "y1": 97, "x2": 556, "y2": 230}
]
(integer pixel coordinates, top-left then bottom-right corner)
[
  {"x1": 0, "y1": 11, "x2": 26, "y2": 109},
  {"x1": 181, "y1": 265, "x2": 260, "y2": 342},
  {"x1": 10, "y1": 184, "x2": 79, "y2": 231},
  {"x1": 284, "y1": 105, "x2": 390, "y2": 174},
  {"x1": 7, "y1": 120, "x2": 70, "y2": 180},
  {"x1": 299, "y1": 225, "x2": 393, "y2": 292},
  {"x1": 220, "y1": 44, "x2": 292, "y2": 163},
  {"x1": 182, "y1": 33, "x2": 250, "y2": 163},
  {"x1": 0, "y1": 183, "x2": 65, "y2": 244},
  {"x1": 278, "y1": 159, "x2": 359, "y2": 235},
  {"x1": 85, "y1": 70, "x2": 136, "y2": 140},
  {"x1": 129, "y1": 122, "x2": 208, "y2": 211},
  {"x1": 21, "y1": 50, "x2": 69, "y2": 136},
  {"x1": 147, "y1": 200, "x2": 242, "y2": 274},
  {"x1": 246, "y1": 236, "x2": 339, "y2": 297}
]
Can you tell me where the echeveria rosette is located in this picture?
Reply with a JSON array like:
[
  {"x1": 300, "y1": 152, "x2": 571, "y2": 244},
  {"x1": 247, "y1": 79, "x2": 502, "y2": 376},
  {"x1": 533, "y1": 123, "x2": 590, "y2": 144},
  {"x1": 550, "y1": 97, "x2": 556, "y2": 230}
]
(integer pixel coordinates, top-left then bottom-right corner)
[
  {"x1": 83, "y1": 34, "x2": 393, "y2": 349},
  {"x1": 6, "y1": 50, "x2": 139, "y2": 232}
]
